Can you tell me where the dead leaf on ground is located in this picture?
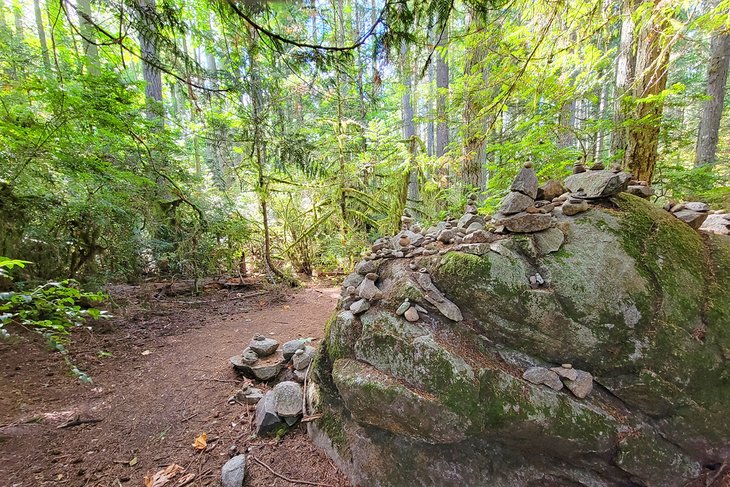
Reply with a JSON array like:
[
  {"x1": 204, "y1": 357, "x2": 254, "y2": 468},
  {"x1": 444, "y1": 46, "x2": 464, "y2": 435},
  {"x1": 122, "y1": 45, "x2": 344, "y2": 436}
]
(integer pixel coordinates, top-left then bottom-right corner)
[
  {"x1": 129, "y1": 456, "x2": 138, "y2": 466},
  {"x1": 192, "y1": 432, "x2": 207, "y2": 450},
  {"x1": 144, "y1": 463, "x2": 185, "y2": 487},
  {"x1": 141, "y1": 350, "x2": 152, "y2": 356}
]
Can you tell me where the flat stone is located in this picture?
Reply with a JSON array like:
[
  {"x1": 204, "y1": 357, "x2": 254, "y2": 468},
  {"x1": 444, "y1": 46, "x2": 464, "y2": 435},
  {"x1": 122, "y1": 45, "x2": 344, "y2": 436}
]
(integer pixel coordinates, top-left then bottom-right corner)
[
  {"x1": 522, "y1": 367, "x2": 564, "y2": 391},
  {"x1": 550, "y1": 366, "x2": 578, "y2": 381},
  {"x1": 530, "y1": 227, "x2": 565, "y2": 256},
  {"x1": 458, "y1": 213, "x2": 484, "y2": 229},
  {"x1": 254, "y1": 392, "x2": 282, "y2": 436},
  {"x1": 465, "y1": 222, "x2": 484, "y2": 234},
  {"x1": 231, "y1": 385, "x2": 265, "y2": 405},
  {"x1": 562, "y1": 199, "x2": 589, "y2": 216},
  {"x1": 221, "y1": 454, "x2": 246, "y2": 487},
  {"x1": 699, "y1": 214, "x2": 730, "y2": 235},
  {"x1": 349, "y1": 299, "x2": 370, "y2": 315},
  {"x1": 673, "y1": 209, "x2": 709, "y2": 230},
  {"x1": 248, "y1": 335, "x2": 279, "y2": 357},
  {"x1": 626, "y1": 185, "x2": 654, "y2": 198},
  {"x1": 231, "y1": 352, "x2": 285, "y2": 381},
  {"x1": 355, "y1": 259, "x2": 382, "y2": 275},
  {"x1": 499, "y1": 191, "x2": 534, "y2": 215},
  {"x1": 272, "y1": 381, "x2": 303, "y2": 417},
  {"x1": 454, "y1": 243, "x2": 491, "y2": 256},
  {"x1": 282, "y1": 339, "x2": 307, "y2": 360},
  {"x1": 497, "y1": 212, "x2": 552, "y2": 233},
  {"x1": 357, "y1": 278, "x2": 382, "y2": 300},
  {"x1": 392, "y1": 230, "x2": 424, "y2": 249},
  {"x1": 564, "y1": 370, "x2": 594, "y2": 398},
  {"x1": 511, "y1": 165, "x2": 539, "y2": 198},
  {"x1": 437, "y1": 228, "x2": 456, "y2": 244},
  {"x1": 396, "y1": 300, "x2": 411, "y2": 316},
  {"x1": 414, "y1": 272, "x2": 463, "y2": 321},
  {"x1": 462, "y1": 230, "x2": 497, "y2": 244},
  {"x1": 684, "y1": 202, "x2": 709, "y2": 213},
  {"x1": 537, "y1": 180, "x2": 568, "y2": 201},
  {"x1": 293, "y1": 345, "x2": 316, "y2": 370},
  {"x1": 564, "y1": 170, "x2": 631, "y2": 198},
  {"x1": 404, "y1": 306, "x2": 419, "y2": 322}
]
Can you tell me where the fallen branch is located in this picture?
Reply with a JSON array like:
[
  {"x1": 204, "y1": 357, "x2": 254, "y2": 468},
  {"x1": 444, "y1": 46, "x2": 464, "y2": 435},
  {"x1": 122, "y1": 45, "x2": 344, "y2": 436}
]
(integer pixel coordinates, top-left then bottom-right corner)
[
  {"x1": 251, "y1": 456, "x2": 334, "y2": 487},
  {"x1": 193, "y1": 378, "x2": 242, "y2": 384},
  {"x1": 57, "y1": 416, "x2": 103, "y2": 429},
  {"x1": 301, "y1": 414, "x2": 323, "y2": 423}
]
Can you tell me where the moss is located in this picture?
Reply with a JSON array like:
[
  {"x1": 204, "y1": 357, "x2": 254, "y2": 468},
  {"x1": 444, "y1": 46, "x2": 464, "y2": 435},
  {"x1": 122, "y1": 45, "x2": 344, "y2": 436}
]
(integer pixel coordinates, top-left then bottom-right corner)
[{"x1": 317, "y1": 410, "x2": 347, "y2": 450}]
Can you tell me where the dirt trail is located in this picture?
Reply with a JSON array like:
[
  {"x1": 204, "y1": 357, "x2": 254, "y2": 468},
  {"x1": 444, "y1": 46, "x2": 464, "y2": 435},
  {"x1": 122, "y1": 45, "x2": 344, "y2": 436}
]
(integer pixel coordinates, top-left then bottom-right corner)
[{"x1": 0, "y1": 282, "x2": 349, "y2": 487}]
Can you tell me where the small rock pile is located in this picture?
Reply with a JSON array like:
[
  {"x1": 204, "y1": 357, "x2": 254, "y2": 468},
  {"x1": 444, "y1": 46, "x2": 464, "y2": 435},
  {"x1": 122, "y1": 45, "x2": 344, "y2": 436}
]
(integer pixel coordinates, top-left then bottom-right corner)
[
  {"x1": 665, "y1": 201, "x2": 710, "y2": 230},
  {"x1": 522, "y1": 364, "x2": 593, "y2": 399},
  {"x1": 493, "y1": 162, "x2": 555, "y2": 233}
]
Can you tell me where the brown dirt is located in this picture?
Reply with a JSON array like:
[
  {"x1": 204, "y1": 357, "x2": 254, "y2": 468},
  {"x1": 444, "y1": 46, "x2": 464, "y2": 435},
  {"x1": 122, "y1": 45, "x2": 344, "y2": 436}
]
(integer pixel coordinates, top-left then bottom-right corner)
[{"x1": 0, "y1": 280, "x2": 350, "y2": 487}]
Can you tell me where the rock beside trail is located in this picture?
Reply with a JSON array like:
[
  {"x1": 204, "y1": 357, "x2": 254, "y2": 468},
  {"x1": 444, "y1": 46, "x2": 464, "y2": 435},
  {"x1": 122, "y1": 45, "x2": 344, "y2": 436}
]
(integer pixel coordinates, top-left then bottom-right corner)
[
  {"x1": 282, "y1": 339, "x2": 307, "y2": 360},
  {"x1": 272, "y1": 381, "x2": 303, "y2": 418},
  {"x1": 310, "y1": 194, "x2": 729, "y2": 487},
  {"x1": 247, "y1": 335, "x2": 279, "y2": 356},
  {"x1": 221, "y1": 455, "x2": 246, "y2": 487},
  {"x1": 230, "y1": 352, "x2": 285, "y2": 381},
  {"x1": 564, "y1": 169, "x2": 631, "y2": 198},
  {"x1": 254, "y1": 392, "x2": 281, "y2": 436},
  {"x1": 293, "y1": 346, "x2": 316, "y2": 370},
  {"x1": 673, "y1": 209, "x2": 709, "y2": 229}
]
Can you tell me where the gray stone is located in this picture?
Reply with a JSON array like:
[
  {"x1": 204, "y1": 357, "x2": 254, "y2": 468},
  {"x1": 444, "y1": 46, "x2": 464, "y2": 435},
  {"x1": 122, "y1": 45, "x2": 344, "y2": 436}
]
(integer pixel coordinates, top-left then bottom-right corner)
[
  {"x1": 564, "y1": 170, "x2": 631, "y2": 198},
  {"x1": 357, "y1": 278, "x2": 382, "y2": 300},
  {"x1": 403, "y1": 306, "x2": 419, "y2": 322},
  {"x1": 293, "y1": 369, "x2": 307, "y2": 383},
  {"x1": 562, "y1": 199, "x2": 589, "y2": 216},
  {"x1": 395, "y1": 300, "x2": 411, "y2": 316},
  {"x1": 684, "y1": 202, "x2": 709, "y2": 213},
  {"x1": 248, "y1": 335, "x2": 279, "y2": 357},
  {"x1": 273, "y1": 381, "x2": 303, "y2": 417},
  {"x1": 530, "y1": 227, "x2": 564, "y2": 256},
  {"x1": 231, "y1": 386, "x2": 264, "y2": 405},
  {"x1": 499, "y1": 191, "x2": 533, "y2": 215},
  {"x1": 564, "y1": 370, "x2": 593, "y2": 398},
  {"x1": 231, "y1": 352, "x2": 285, "y2": 381},
  {"x1": 465, "y1": 222, "x2": 484, "y2": 234},
  {"x1": 241, "y1": 347, "x2": 259, "y2": 365},
  {"x1": 510, "y1": 165, "x2": 539, "y2": 198},
  {"x1": 550, "y1": 366, "x2": 578, "y2": 381},
  {"x1": 626, "y1": 185, "x2": 654, "y2": 198},
  {"x1": 293, "y1": 345, "x2": 316, "y2": 370},
  {"x1": 342, "y1": 272, "x2": 364, "y2": 290},
  {"x1": 454, "y1": 243, "x2": 491, "y2": 256},
  {"x1": 522, "y1": 367, "x2": 564, "y2": 391},
  {"x1": 355, "y1": 259, "x2": 382, "y2": 275},
  {"x1": 699, "y1": 213, "x2": 730, "y2": 235},
  {"x1": 282, "y1": 339, "x2": 307, "y2": 360},
  {"x1": 393, "y1": 230, "x2": 424, "y2": 249},
  {"x1": 537, "y1": 180, "x2": 568, "y2": 201},
  {"x1": 462, "y1": 230, "x2": 496, "y2": 244},
  {"x1": 349, "y1": 299, "x2": 370, "y2": 315},
  {"x1": 458, "y1": 213, "x2": 484, "y2": 229},
  {"x1": 437, "y1": 228, "x2": 456, "y2": 244},
  {"x1": 672, "y1": 209, "x2": 709, "y2": 230},
  {"x1": 497, "y1": 212, "x2": 552, "y2": 233},
  {"x1": 221, "y1": 454, "x2": 246, "y2": 487},
  {"x1": 254, "y1": 392, "x2": 282, "y2": 436},
  {"x1": 414, "y1": 272, "x2": 463, "y2": 322}
]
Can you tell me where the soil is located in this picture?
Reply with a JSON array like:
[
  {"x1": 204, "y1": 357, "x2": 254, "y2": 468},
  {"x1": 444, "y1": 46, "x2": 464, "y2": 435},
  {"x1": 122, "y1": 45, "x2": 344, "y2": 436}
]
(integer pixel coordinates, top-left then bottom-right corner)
[{"x1": 0, "y1": 280, "x2": 351, "y2": 487}]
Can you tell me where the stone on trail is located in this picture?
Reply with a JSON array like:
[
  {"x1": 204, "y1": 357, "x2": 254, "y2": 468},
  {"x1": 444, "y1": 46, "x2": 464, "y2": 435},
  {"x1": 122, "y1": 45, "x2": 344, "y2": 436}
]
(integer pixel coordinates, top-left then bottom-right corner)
[
  {"x1": 522, "y1": 367, "x2": 563, "y2": 391},
  {"x1": 564, "y1": 170, "x2": 631, "y2": 198},
  {"x1": 221, "y1": 454, "x2": 246, "y2": 487},
  {"x1": 254, "y1": 391, "x2": 282, "y2": 436},
  {"x1": 231, "y1": 385, "x2": 264, "y2": 405},
  {"x1": 247, "y1": 335, "x2": 278, "y2": 357},
  {"x1": 282, "y1": 339, "x2": 307, "y2": 360},
  {"x1": 272, "y1": 381, "x2": 303, "y2": 418},
  {"x1": 563, "y1": 370, "x2": 594, "y2": 399},
  {"x1": 293, "y1": 346, "x2": 316, "y2": 370},
  {"x1": 231, "y1": 352, "x2": 285, "y2": 381}
]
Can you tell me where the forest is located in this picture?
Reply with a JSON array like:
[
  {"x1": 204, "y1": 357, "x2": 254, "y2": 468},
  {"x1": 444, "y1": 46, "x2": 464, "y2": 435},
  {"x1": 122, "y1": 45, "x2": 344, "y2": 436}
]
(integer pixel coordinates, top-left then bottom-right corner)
[{"x1": 1, "y1": 0, "x2": 730, "y2": 485}]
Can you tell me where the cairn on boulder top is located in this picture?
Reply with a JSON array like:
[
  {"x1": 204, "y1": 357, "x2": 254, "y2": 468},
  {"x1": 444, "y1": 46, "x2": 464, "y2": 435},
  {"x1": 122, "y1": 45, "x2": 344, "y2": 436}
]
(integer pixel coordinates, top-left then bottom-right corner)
[
  {"x1": 669, "y1": 202, "x2": 710, "y2": 230},
  {"x1": 493, "y1": 162, "x2": 553, "y2": 233},
  {"x1": 564, "y1": 168, "x2": 631, "y2": 199}
]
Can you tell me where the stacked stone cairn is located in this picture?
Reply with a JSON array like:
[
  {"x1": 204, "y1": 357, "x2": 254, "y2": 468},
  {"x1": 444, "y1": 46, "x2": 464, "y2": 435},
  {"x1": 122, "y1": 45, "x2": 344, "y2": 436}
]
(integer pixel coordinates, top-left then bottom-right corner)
[
  {"x1": 229, "y1": 334, "x2": 316, "y2": 436},
  {"x1": 665, "y1": 201, "x2": 711, "y2": 230},
  {"x1": 522, "y1": 363, "x2": 594, "y2": 399}
]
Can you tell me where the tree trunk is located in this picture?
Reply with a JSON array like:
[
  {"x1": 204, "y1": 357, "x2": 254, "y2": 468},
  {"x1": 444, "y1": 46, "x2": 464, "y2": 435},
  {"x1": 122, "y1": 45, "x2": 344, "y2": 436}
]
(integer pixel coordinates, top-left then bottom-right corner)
[
  {"x1": 138, "y1": 0, "x2": 163, "y2": 122},
  {"x1": 426, "y1": 52, "x2": 435, "y2": 157},
  {"x1": 558, "y1": 99, "x2": 576, "y2": 149},
  {"x1": 32, "y1": 0, "x2": 50, "y2": 70},
  {"x1": 462, "y1": 10, "x2": 487, "y2": 195},
  {"x1": 624, "y1": 0, "x2": 670, "y2": 183},
  {"x1": 77, "y1": 0, "x2": 99, "y2": 75},
  {"x1": 12, "y1": 0, "x2": 23, "y2": 42},
  {"x1": 611, "y1": 0, "x2": 638, "y2": 159},
  {"x1": 695, "y1": 22, "x2": 730, "y2": 166},
  {"x1": 435, "y1": 23, "x2": 449, "y2": 160},
  {"x1": 401, "y1": 40, "x2": 419, "y2": 212}
]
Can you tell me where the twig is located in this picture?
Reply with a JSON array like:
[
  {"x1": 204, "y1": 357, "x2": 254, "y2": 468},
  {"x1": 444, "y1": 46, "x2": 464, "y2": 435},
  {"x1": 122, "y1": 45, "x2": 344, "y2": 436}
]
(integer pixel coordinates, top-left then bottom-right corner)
[
  {"x1": 251, "y1": 456, "x2": 334, "y2": 487},
  {"x1": 57, "y1": 416, "x2": 103, "y2": 429},
  {"x1": 301, "y1": 414, "x2": 323, "y2": 423},
  {"x1": 180, "y1": 412, "x2": 200, "y2": 423},
  {"x1": 193, "y1": 378, "x2": 243, "y2": 384}
]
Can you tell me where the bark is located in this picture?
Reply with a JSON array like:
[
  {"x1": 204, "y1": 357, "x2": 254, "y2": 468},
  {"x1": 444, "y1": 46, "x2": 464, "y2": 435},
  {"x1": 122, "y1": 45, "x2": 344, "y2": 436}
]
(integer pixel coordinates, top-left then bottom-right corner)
[
  {"x1": 624, "y1": 0, "x2": 670, "y2": 183},
  {"x1": 695, "y1": 24, "x2": 730, "y2": 166},
  {"x1": 138, "y1": 0, "x2": 163, "y2": 121},
  {"x1": 426, "y1": 53, "x2": 435, "y2": 157},
  {"x1": 401, "y1": 40, "x2": 419, "y2": 212},
  {"x1": 32, "y1": 0, "x2": 50, "y2": 70},
  {"x1": 435, "y1": 23, "x2": 449, "y2": 159},
  {"x1": 77, "y1": 0, "x2": 99, "y2": 75},
  {"x1": 462, "y1": 10, "x2": 488, "y2": 194},
  {"x1": 558, "y1": 100, "x2": 576, "y2": 149},
  {"x1": 611, "y1": 0, "x2": 638, "y2": 158},
  {"x1": 12, "y1": 0, "x2": 22, "y2": 41}
]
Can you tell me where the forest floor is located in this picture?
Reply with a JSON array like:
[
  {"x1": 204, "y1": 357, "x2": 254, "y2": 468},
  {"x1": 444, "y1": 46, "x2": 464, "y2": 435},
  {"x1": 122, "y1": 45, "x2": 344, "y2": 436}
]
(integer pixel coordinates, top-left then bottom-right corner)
[{"x1": 0, "y1": 279, "x2": 351, "y2": 487}]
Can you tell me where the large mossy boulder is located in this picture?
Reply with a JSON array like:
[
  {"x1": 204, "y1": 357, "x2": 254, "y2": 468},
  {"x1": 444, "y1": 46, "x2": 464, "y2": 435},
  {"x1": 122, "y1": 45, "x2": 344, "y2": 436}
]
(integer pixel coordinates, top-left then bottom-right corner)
[{"x1": 310, "y1": 195, "x2": 729, "y2": 487}]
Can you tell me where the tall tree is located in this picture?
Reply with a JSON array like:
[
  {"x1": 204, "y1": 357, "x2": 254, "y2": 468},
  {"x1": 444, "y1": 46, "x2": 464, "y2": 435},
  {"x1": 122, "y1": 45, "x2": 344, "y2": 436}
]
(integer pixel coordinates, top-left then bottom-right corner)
[
  {"x1": 695, "y1": 4, "x2": 730, "y2": 166},
  {"x1": 77, "y1": 0, "x2": 99, "y2": 75},
  {"x1": 401, "y1": 40, "x2": 419, "y2": 213},
  {"x1": 435, "y1": 22, "x2": 449, "y2": 159},
  {"x1": 624, "y1": 0, "x2": 671, "y2": 183},
  {"x1": 462, "y1": 10, "x2": 487, "y2": 194},
  {"x1": 611, "y1": 0, "x2": 638, "y2": 159},
  {"x1": 32, "y1": 0, "x2": 50, "y2": 70},
  {"x1": 138, "y1": 0, "x2": 163, "y2": 121}
]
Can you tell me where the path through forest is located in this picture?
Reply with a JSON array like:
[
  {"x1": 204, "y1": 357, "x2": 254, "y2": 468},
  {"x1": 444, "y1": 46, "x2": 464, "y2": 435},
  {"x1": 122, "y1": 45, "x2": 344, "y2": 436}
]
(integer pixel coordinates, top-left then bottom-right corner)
[{"x1": 0, "y1": 281, "x2": 350, "y2": 487}]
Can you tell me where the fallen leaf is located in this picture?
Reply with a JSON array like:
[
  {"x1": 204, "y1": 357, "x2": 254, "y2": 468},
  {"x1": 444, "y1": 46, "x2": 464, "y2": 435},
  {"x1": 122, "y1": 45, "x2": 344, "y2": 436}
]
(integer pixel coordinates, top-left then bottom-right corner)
[
  {"x1": 144, "y1": 463, "x2": 185, "y2": 487},
  {"x1": 192, "y1": 432, "x2": 207, "y2": 450},
  {"x1": 141, "y1": 350, "x2": 152, "y2": 356},
  {"x1": 129, "y1": 456, "x2": 138, "y2": 466}
]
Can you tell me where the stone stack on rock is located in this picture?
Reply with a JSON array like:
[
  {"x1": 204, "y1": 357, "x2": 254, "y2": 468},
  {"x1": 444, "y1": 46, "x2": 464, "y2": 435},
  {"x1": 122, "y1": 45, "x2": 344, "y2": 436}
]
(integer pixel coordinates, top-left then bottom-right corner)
[
  {"x1": 563, "y1": 164, "x2": 632, "y2": 200},
  {"x1": 667, "y1": 202, "x2": 710, "y2": 230},
  {"x1": 255, "y1": 380, "x2": 305, "y2": 434},
  {"x1": 626, "y1": 179, "x2": 654, "y2": 199},
  {"x1": 493, "y1": 162, "x2": 553, "y2": 233},
  {"x1": 522, "y1": 364, "x2": 594, "y2": 399},
  {"x1": 230, "y1": 334, "x2": 284, "y2": 381}
]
